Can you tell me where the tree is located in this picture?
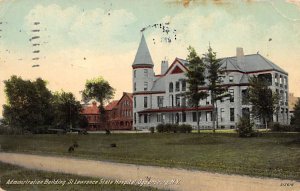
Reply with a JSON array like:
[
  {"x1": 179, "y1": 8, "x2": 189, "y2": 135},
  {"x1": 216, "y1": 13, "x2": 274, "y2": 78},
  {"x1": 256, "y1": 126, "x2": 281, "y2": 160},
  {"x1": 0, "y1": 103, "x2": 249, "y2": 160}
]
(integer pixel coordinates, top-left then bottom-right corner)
[
  {"x1": 185, "y1": 46, "x2": 208, "y2": 133},
  {"x1": 52, "y1": 91, "x2": 83, "y2": 129},
  {"x1": 291, "y1": 98, "x2": 300, "y2": 130},
  {"x1": 248, "y1": 76, "x2": 279, "y2": 129},
  {"x1": 78, "y1": 115, "x2": 89, "y2": 129},
  {"x1": 203, "y1": 45, "x2": 227, "y2": 133},
  {"x1": 3, "y1": 76, "x2": 53, "y2": 133},
  {"x1": 82, "y1": 77, "x2": 115, "y2": 130}
]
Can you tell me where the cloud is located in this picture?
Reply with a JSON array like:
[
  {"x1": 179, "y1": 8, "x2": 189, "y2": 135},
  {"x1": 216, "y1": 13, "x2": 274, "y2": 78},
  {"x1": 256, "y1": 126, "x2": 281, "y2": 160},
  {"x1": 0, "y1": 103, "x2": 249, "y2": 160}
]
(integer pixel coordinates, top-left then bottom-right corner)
[{"x1": 24, "y1": 4, "x2": 136, "y2": 52}]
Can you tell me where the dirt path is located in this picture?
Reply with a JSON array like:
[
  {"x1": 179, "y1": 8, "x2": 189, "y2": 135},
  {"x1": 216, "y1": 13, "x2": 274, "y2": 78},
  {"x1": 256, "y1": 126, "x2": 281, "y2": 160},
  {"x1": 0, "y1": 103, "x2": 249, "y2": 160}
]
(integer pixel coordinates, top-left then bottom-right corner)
[{"x1": 0, "y1": 152, "x2": 299, "y2": 191}]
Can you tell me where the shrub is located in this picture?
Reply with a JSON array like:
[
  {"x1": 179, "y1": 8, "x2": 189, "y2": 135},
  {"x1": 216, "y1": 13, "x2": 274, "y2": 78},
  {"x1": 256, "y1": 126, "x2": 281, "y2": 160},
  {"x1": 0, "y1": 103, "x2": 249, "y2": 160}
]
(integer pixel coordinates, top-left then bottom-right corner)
[
  {"x1": 270, "y1": 123, "x2": 294, "y2": 132},
  {"x1": 149, "y1": 127, "x2": 155, "y2": 133},
  {"x1": 0, "y1": 125, "x2": 22, "y2": 135},
  {"x1": 172, "y1": 124, "x2": 179, "y2": 133},
  {"x1": 236, "y1": 116, "x2": 254, "y2": 137},
  {"x1": 179, "y1": 124, "x2": 192, "y2": 133},
  {"x1": 156, "y1": 124, "x2": 192, "y2": 133},
  {"x1": 164, "y1": 123, "x2": 173, "y2": 133},
  {"x1": 156, "y1": 124, "x2": 164, "y2": 133}
]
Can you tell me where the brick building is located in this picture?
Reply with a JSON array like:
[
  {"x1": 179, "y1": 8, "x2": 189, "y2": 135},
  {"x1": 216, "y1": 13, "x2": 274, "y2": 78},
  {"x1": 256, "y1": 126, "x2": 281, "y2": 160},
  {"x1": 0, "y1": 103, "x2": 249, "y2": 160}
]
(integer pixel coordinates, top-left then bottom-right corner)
[
  {"x1": 80, "y1": 93, "x2": 133, "y2": 131},
  {"x1": 106, "y1": 92, "x2": 133, "y2": 130},
  {"x1": 80, "y1": 101, "x2": 102, "y2": 130}
]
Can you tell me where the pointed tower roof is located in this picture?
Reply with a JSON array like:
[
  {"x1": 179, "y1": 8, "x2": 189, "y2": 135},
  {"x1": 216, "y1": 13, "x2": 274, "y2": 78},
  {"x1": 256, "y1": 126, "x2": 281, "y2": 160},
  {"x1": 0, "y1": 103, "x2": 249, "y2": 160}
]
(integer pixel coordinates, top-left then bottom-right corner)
[{"x1": 132, "y1": 34, "x2": 154, "y2": 67}]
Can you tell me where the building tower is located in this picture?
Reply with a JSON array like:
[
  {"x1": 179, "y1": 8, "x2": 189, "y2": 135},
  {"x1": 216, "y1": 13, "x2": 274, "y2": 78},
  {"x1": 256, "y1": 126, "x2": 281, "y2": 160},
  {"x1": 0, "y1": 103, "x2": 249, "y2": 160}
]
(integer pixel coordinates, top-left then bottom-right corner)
[{"x1": 132, "y1": 34, "x2": 154, "y2": 129}]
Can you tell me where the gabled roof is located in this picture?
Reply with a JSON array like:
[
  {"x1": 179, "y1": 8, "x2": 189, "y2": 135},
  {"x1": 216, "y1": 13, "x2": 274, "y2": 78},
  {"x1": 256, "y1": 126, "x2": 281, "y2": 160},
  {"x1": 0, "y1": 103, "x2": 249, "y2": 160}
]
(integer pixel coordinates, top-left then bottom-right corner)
[
  {"x1": 105, "y1": 100, "x2": 118, "y2": 110},
  {"x1": 117, "y1": 92, "x2": 133, "y2": 105},
  {"x1": 132, "y1": 34, "x2": 154, "y2": 66},
  {"x1": 81, "y1": 102, "x2": 99, "y2": 115}
]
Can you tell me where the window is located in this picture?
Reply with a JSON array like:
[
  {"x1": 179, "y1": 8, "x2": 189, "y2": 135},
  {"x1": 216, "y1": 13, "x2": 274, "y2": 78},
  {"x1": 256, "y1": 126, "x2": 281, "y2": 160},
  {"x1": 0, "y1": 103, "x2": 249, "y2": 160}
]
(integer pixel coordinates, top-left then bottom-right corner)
[
  {"x1": 229, "y1": 76, "x2": 234, "y2": 83},
  {"x1": 138, "y1": 114, "x2": 141, "y2": 123},
  {"x1": 134, "y1": 70, "x2": 137, "y2": 78},
  {"x1": 175, "y1": 113, "x2": 180, "y2": 124},
  {"x1": 157, "y1": 96, "x2": 164, "y2": 107},
  {"x1": 170, "y1": 95, "x2": 174, "y2": 107},
  {"x1": 284, "y1": 77, "x2": 288, "y2": 88},
  {"x1": 175, "y1": 94, "x2": 180, "y2": 107},
  {"x1": 275, "y1": 73, "x2": 278, "y2": 85},
  {"x1": 182, "y1": 80, "x2": 186, "y2": 91},
  {"x1": 157, "y1": 114, "x2": 162, "y2": 122},
  {"x1": 279, "y1": 75, "x2": 283, "y2": 87},
  {"x1": 133, "y1": 97, "x2": 136, "y2": 108},
  {"x1": 242, "y1": 108, "x2": 250, "y2": 120},
  {"x1": 206, "y1": 112, "x2": 211, "y2": 121},
  {"x1": 134, "y1": 113, "x2": 136, "y2": 124},
  {"x1": 219, "y1": 76, "x2": 225, "y2": 83},
  {"x1": 220, "y1": 108, "x2": 225, "y2": 122},
  {"x1": 242, "y1": 89, "x2": 249, "y2": 105},
  {"x1": 258, "y1": 73, "x2": 272, "y2": 86},
  {"x1": 144, "y1": 69, "x2": 148, "y2": 77},
  {"x1": 229, "y1": 89, "x2": 234, "y2": 102},
  {"x1": 134, "y1": 82, "x2": 136, "y2": 91},
  {"x1": 144, "y1": 97, "x2": 148, "y2": 108},
  {"x1": 192, "y1": 112, "x2": 197, "y2": 122},
  {"x1": 169, "y1": 82, "x2": 173, "y2": 92},
  {"x1": 206, "y1": 97, "x2": 210, "y2": 105},
  {"x1": 230, "y1": 108, "x2": 235, "y2": 122},
  {"x1": 175, "y1": 81, "x2": 180, "y2": 92},
  {"x1": 144, "y1": 114, "x2": 148, "y2": 123},
  {"x1": 181, "y1": 97, "x2": 186, "y2": 107},
  {"x1": 182, "y1": 112, "x2": 186, "y2": 122},
  {"x1": 144, "y1": 82, "x2": 148, "y2": 91}
]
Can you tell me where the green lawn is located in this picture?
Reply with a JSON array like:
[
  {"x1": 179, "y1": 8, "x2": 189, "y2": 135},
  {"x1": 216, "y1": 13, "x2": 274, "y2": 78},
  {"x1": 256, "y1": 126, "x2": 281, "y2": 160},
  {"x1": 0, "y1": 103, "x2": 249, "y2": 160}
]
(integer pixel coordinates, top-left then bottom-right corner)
[
  {"x1": 0, "y1": 132, "x2": 299, "y2": 180},
  {"x1": 0, "y1": 162, "x2": 166, "y2": 191}
]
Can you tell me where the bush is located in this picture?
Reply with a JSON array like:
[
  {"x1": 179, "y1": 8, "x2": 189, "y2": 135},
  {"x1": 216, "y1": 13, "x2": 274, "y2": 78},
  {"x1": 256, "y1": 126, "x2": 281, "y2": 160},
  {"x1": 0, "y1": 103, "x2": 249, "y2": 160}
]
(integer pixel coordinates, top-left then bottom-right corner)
[
  {"x1": 149, "y1": 127, "x2": 155, "y2": 133},
  {"x1": 155, "y1": 124, "x2": 192, "y2": 133},
  {"x1": 156, "y1": 124, "x2": 164, "y2": 133},
  {"x1": 0, "y1": 125, "x2": 22, "y2": 135},
  {"x1": 164, "y1": 123, "x2": 173, "y2": 133},
  {"x1": 31, "y1": 125, "x2": 50, "y2": 134},
  {"x1": 236, "y1": 117, "x2": 254, "y2": 137},
  {"x1": 271, "y1": 123, "x2": 295, "y2": 132},
  {"x1": 172, "y1": 124, "x2": 179, "y2": 133},
  {"x1": 179, "y1": 124, "x2": 192, "y2": 133}
]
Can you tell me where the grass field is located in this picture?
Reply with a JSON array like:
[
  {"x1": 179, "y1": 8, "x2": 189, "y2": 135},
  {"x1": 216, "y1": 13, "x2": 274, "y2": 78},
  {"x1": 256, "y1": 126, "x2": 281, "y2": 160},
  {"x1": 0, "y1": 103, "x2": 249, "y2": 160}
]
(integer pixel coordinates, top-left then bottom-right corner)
[
  {"x1": 0, "y1": 132, "x2": 299, "y2": 180},
  {"x1": 0, "y1": 162, "x2": 165, "y2": 191}
]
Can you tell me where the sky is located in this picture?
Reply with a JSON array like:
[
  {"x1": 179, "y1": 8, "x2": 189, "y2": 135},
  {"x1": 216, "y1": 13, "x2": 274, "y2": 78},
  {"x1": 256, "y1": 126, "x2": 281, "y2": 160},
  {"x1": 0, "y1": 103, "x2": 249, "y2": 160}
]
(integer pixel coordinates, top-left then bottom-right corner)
[{"x1": 0, "y1": 0, "x2": 300, "y2": 116}]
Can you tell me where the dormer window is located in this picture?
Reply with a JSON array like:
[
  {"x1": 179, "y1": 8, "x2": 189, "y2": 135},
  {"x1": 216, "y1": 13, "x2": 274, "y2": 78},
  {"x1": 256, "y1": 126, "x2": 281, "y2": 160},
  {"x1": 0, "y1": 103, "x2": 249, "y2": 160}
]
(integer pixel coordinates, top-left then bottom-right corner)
[{"x1": 229, "y1": 76, "x2": 234, "y2": 83}]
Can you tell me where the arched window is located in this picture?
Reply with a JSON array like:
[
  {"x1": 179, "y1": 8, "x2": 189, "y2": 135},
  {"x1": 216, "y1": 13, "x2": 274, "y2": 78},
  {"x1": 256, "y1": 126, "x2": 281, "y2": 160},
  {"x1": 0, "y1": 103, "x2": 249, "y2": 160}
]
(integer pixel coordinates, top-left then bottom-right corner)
[{"x1": 169, "y1": 82, "x2": 173, "y2": 92}]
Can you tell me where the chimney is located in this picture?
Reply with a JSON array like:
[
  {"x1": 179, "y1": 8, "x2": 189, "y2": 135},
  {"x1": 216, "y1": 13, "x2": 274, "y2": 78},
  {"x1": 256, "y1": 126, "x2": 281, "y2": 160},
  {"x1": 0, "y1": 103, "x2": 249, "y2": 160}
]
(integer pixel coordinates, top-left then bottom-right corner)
[
  {"x1": 161, "y1": 60, "x2": 168, "y2": 75},
  {"x1": 236, "y1": 47, "x2": 245, "y2": 71}
]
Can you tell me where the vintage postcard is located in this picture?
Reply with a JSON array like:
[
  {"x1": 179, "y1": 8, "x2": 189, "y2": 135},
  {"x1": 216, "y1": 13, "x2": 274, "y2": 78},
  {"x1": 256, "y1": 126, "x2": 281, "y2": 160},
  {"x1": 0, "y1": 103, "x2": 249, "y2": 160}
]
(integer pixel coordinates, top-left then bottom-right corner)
[{"x1": 0, "y1": 0, "x2": 299, "y2": 191}]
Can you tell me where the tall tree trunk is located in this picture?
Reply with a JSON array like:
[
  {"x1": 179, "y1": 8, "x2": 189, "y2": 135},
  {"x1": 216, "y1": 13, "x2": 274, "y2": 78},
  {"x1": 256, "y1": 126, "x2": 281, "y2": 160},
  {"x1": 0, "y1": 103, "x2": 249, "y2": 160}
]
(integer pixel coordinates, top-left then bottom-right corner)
[
  {"x1": 99, "y1": 100, "x2": 107, "y2": 131},
  {"x1": 265, "y1": 116, "x2": 268, "y2": 131},
  {"x1": 211, "y1": 96, "x2": 216, "y2": 133},
  {"x1": 197, "y1": 108, "x2": 200, "y2": 133}
]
